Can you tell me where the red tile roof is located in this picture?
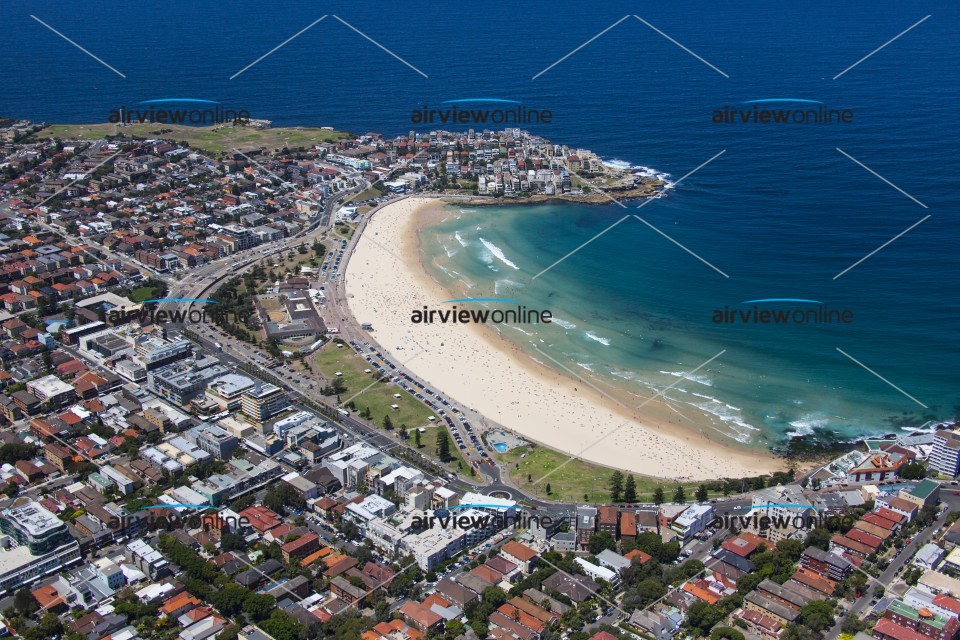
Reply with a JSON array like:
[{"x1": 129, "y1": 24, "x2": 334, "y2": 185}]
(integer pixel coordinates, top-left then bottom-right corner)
[
  {"x1": 933, "y1": 594, "x2": 960, "y2": 615},
  {"x1": 238, "y1": 505, "x2": 281, "y2": 532},
  {"x1": 501, "y1": 540, "x2": 538, "y2": 562},
  {"x1": 874, "y1": 617, "x2": 928, "y2": 640},
  {"x1": 624, "y1": 549, "x2": 653, "y2": 564}
]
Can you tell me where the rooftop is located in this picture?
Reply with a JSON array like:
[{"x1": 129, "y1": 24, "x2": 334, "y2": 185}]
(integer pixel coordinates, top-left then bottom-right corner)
[{"x1": 3, "y1": 500, "x2": 63, "y2": 537}]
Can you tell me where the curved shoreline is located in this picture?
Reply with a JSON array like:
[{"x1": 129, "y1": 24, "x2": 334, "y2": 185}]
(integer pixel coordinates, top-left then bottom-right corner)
[{"x1": 344, "y1": 197, "x2": 786, "y2": 481}]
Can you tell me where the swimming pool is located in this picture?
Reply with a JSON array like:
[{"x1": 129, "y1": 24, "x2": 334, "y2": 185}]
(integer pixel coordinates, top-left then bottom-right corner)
[{"x1": 492, "y1": 442, "x2": 508, "y2": 453}]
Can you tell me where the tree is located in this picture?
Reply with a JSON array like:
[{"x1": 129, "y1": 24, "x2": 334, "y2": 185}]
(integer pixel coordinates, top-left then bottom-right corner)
[
  {"x1": 445, "y1": 619, "x2": 465, "y2": 637},
  {"x1": 220, "y1": 531, "x2": 247, "y2": 553},
  {"x1": 673, "y1": 485, "x2": 686, "y2": 503},
  {"x1": 609, "y1": 471, "x2": 624, "y2": 503},
  {"x1": 0, "y1": 444, "x2": 38, "y2": 465},
  {"x1": 797, "y1": 600, "x2": 835, "y2": 632},
  {"x1": 696, "y1": 484, "x2": 709, "y2": 503},
  {"x1": 382, "y1": 415, "x2": 393, "y2": 430},
  {"x1": 263, "y1": 482, "x2": 305, "y2": 515},
  {"x1": 436, "y1": 430, "x2": 452, "y2": 462},
  {"x1": 374, "y1": 599, "x2": 391, "y2": 622},
  {"x1": 210, "y1": 583, "x2": 248, "y2": 616},
  {"x1": 13, "y1": 587, "x2": 37, "y2": 616},
  {"x1": 545, "y1": 483, "x2": 552, "y2": 495},
  {"x1": 414, "y1": 430, "x2": 422, "y2": 448},
  {"x1": 899, "y1": 461, "x2": 926, "y2": 480},
  {"x1": 841, "y1": 615, "x2": 866, "y2": 635},
  {"x1": 243, "y1": 593, "x2": 276, "y2": 621},
  {"x1": 710, "y1": 627, "x2": 745, "y2": 640},
  {"x1": 652, "y1": 486, "x2": 665, "y2": 505},
  {"x1": 258, "y1": 610, "x2": 303, "y2": 640},
  {"x1": 588, "y1": 531, "x2": 616, "y2": 554},
  {"x1": 22, "y1": 612, "x2": 62, "y2": 640},
  {"x1": 624, "y1": 475, "x2": 637, "y2": 503},
  {"x1": 803, "y1": 526, "x2": 832, "y2": 551},
  {"x1": 635, "y1": 577, "x2": 668, "y2": 605},
  {"x1": 686, "y1": 601, "x2": 725, "y2": 636}
]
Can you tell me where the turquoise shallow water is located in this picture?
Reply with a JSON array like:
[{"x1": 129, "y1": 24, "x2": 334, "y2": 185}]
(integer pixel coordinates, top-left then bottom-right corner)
[
  {"x1": 420, "y1": 199, "x2": 957, "y2": 453},
  {"x1": 3, "y1": 1, "x2": 957, "y2": 452}
]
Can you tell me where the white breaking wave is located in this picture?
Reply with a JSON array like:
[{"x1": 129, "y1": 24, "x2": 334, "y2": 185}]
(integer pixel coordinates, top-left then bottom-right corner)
[
  {"x1": 659, "y1": 370, "x2": 714, "y2": 387},
  {"x1": 602, "y1": 158, "x2": 634, "y2": 170},
  {"x1": 787, "y1": 414, "x2": 830, "y2": 437},
  {"x1": 691, "y1": 392, "x2": 741, "y2": 412},
  {"x1": 551, "y1": 317, "x2": 576, "y2": 330},
  {"x1": 601, "y1": 158, "x2": 672, "y2": 184},
  {"x1": 576, "y1": 361, "x2": 596, "y2": 372},
  {"x1": 479, "y1": 237, "x2": 520, "y2": 270},
  {"x1": 454, "y1": 231, "x2": 469, "y2": 247},
  {"x1": 585, "y1": 331, "x2": 611, "y2": 346},
  {"x1": 689, "y1": 397, "x2": 759, "y2": 443}
]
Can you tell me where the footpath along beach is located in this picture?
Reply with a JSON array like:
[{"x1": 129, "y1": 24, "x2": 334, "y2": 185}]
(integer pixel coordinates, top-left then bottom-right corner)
[{"x1": 343, "y1": 197, "x2": 785, "y2": 481}]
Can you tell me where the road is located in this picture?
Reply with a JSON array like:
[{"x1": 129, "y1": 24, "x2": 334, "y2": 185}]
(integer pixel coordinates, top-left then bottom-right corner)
[{"x1": 14, "y1": 151, "x2": 786, "y2": 523}]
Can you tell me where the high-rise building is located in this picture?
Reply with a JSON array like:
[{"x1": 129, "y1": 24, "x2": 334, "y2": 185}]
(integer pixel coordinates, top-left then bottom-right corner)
[
  {"x1": 241, "y1": 383, "x2": 287, "y2": 422},
  {"x1": 0, "y1": 501, "x2": 81, "y2": 595},
  {"x1": 930, "y1": 430, "x2": 960, "y2": 478}
]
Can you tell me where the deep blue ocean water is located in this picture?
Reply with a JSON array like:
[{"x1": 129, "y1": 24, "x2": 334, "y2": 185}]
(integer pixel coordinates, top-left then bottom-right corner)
[{"x1": 3, "y1": 1, "x2": 958, "y2": 450}]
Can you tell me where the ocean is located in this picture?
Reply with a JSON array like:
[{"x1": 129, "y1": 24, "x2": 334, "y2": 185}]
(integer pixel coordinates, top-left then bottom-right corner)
[{"x1": 3, "y1": 0, "x2": 958, "y2": 451}]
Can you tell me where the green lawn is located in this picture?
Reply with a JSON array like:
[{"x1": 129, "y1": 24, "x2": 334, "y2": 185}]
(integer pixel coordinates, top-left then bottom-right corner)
[
  {"x1": 332, "y1": 223, "x2": 356, "y2": 240},
  {"x1": 308, "y1": 344, "x2": 436, "y2": 429},
  {"x1": 410, "y1": 425, "x2": 471, "y2": 474},
  {"x1": 129, "y1": 286, "x2": 160, "y2": 302},
  {"x1": 33, "y1": 123, "x2": 350, "y2": 155},
  {"x1": 343, "y1": 185, "x2": 385, "y2": 204},
  {"x1": 498, "y1": 444, "x2": 713, "y2": 504},
  {"x1": 267, "y1": 246, "x2": 321, "y2": 278}
]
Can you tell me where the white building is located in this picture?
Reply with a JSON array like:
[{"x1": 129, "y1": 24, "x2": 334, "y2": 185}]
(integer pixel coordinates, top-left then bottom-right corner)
[
  {"x1": 344, "y1": 495, "x2": 398, "y2": 533},
  {"x1": 942, "y1": 547, "x2": 960, "y2": 573},
  {"x1": 0, "y1": 501, "x2": 82, "y2": 595},
  {"x1": 930, "y1": 430, "x2": 960, "y2": 478},
  {"x1": 912, "y1": 544, "x2": 944, "y2": 571},
  {"x1": 378, "y1": 466, "x2": 424, "y2": 497},
  {"x1": 574, "y1": 557, "x2": 619, "y2": 585},
  {"x1": 671, "y1": 504, "x2": 713, "y2": 540},
  {"x1": 26, "y1": 374, "x2": 76, "y2": 406},
  {"x1": 747, "y1": 485, "x2": 814, "y2": 543},
  {"x1": 324, "y1": 443, "x2": 380, "y2": 488},
  {"x1": 402, "y1": 507, "x2": 495, "y2": 571}
]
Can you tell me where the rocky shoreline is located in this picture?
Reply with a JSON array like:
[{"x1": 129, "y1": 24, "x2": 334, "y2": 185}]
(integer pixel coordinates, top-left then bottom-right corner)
[{"x1": 442, "y1": 177, "x2": 667, "y2": 207}]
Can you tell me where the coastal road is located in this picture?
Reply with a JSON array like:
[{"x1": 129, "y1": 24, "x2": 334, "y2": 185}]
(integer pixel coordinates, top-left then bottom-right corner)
[
  {"x1": 177, "y1": 317, "x2": 581, "y2": 520},
  {"x1": 156, "y1": 188, "x2": 538, "y2": 500}
]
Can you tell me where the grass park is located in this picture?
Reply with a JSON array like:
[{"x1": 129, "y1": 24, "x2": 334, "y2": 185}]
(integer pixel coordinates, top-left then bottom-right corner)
[
  {"x1": 33, "y1": 123, "x2": 350, "y2": 155},
  {"x1": 306, "y1": 342, "x2": 473, "y2": 474},
  {"x1": 498, "y1": 444, "x2": 711, "y2": 504},
  {"x1": 129, "y1": 285, "x2": 162, "y2": 303},
  {"x1": 307, "y1": 343, "x2": 436, "y2": 430}
]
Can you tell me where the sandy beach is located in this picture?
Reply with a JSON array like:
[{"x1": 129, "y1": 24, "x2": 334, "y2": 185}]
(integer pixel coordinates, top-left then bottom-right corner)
[{"x1": 344, "y1": 197, "x2": 785, "y2": 481}]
